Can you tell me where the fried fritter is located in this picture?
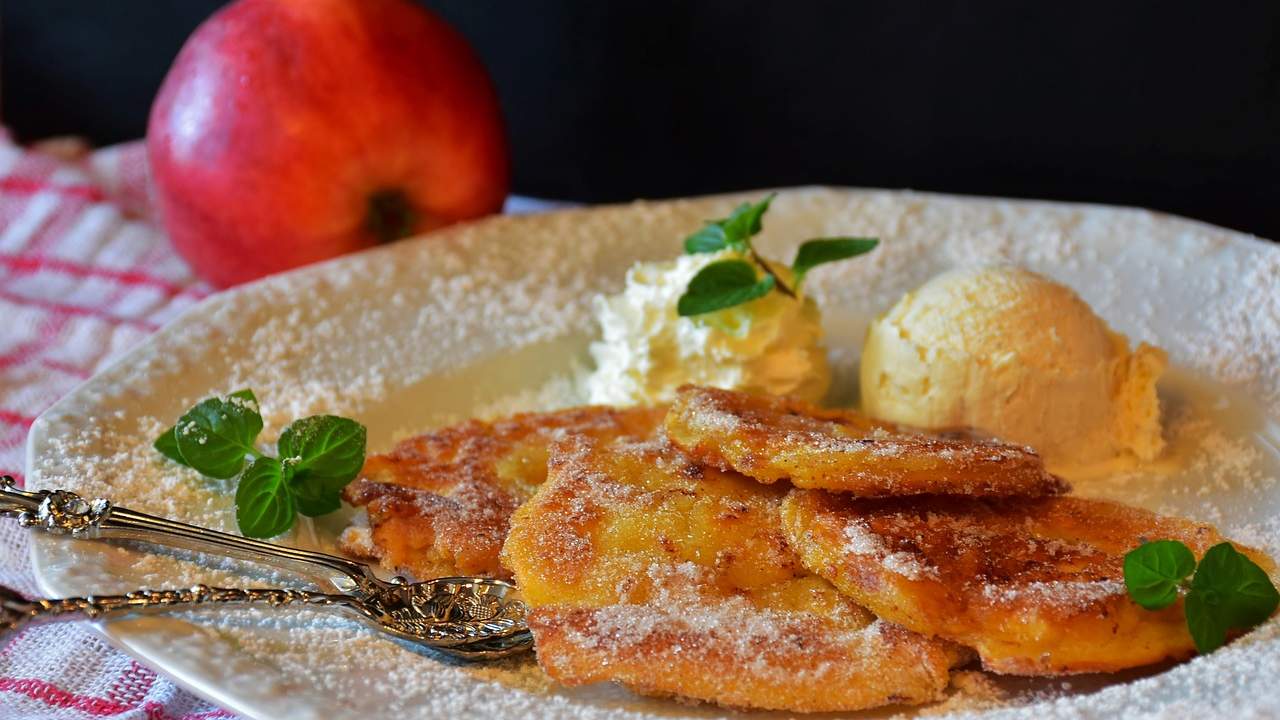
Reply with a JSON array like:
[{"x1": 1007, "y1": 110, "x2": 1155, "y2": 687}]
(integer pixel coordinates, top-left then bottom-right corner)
[
  {"x1": 503, "y1": 435, "x2": 968, "y2": 712},
  {"x1": 781, "y1": 489, "x2": 1275, "y2": 675},
  {"x1": 339, "y1": 405, "x2": 664, "y2": 579},
  {"x1": 666, "y1": 385, "x2": 1066, "y2": 498}
]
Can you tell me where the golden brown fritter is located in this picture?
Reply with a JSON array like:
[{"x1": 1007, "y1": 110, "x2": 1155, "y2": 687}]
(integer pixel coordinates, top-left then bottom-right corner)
[
  {"x1": 503, "y1": 435, "x2": 968, "y2": 712},
  {"x1": 665, "y1": 385, "x2": 1066, "y2": 498},
  {"x1": 339, "y1": 405, "x2": 664, "y2": 580},
  {"x1": 780, "y1": 489, "x2": 1275, "y2": 675}
]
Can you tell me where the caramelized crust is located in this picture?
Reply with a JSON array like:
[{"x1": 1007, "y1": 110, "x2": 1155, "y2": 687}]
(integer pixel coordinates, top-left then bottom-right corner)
[
  {"x1": 665, "y1": 385, "x2": 1066, "y2": 498},
  {"x1": 504, "y1": 435, "x2": 967, "y2": 712},
  {"x1": 339, "y1": 405, "x2": 664, "y2": 579},
  {"x1": 781, "y1": 489, "x2": 1275, "y2": 675}
]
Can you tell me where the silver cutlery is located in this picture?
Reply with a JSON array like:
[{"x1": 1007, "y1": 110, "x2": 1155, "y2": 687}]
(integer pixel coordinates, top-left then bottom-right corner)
[
  {"x1": 0, "y1": 582, "x2": 525, "y2": 660},
  {"x1": 0, "y1": 476, "x2": 531, "y2": 659}
]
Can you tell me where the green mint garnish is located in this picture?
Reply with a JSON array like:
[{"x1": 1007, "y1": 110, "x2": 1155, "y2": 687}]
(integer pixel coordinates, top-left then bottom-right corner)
[
  {"x1": 235, "y1": 456, "x2": 296, "y2": 539},
  {"x1": 1123, "y1": 539, "x2": 1197, "y2": 610},
  {"x1": 278, "y1": 415, "x2": 366, "y2": 517},
  {"x1": 678, "y1": 194, "x2": 878, "y2": 316},
  {"x1": 155, "y1": 390, "x2": 366, "y2": 538},
  {"x1": 1124, "y1": 539, "x2": 1279, "y2": 653},
  {"x1": 791, "y1": 237, "x2": 879, "y2": 289},
  {"x1": 172, "y1": 389, "x2": 263, "y2": 479},
  {"x1": 1188, "y1": 542, "x2": 1280, "y2": 652},
  {"x1": 684, "y1": 224, "x2": 730, "y2": 254},
  {"x1": 683, "y1": 194, "x2": 775, "y2": 255},
  {"x1": 718, "y1": 193, "x2": 774, "y2": 247},
  {"x1": 677, "y1": 260, "x2": 776, "y2": 317}
]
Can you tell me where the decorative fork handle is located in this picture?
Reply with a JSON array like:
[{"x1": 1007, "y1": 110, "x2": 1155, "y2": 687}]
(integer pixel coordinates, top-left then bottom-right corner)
[
  {"x1": 0, "y1": 583, "x2": 362, "y2": 633},
  {"x1": 0, "y1": 476, "x2": 379, "y2": 592}
]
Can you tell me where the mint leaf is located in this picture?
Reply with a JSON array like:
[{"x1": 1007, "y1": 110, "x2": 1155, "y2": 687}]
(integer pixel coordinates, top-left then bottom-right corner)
[
  {"x1": 278, "y1": 416, "x2": 366, "y2": 481},
  {"x1": 677, "y1": 260, "x2": 775, "y2": 317},
  {"x1": 173, "y1": 389, "x2": 263, "y2": 479},
  {"x1": 235, "y1": 456, "x2": 296, "y2": 538},
  {"x1": 1230, "y1": 561, "x2": 1280, "y2": 619},
  {"x1": 1185, "y1": 589, "x2": 1228, "y2": 654},
  {"x1": 1124, "y1": 540, "x2": 1197, "y2": 610},
  {"x1": 791, "y1": 237, "x2": 879, "y2": 286},
  {"x1": 684, "y1": 224, "x2": 729, "y2": 254},
  {"x1": 278, "y1": 415, "x2": 366, "y2": 518},
  {"x1": 1195, "y1": 543, "x2": 1280, "y2": 625},
  {"x1": 1186, "y1": 542, "x2": 1279, "y2": 652},
  {"x1": 153, "y1": 426, "x2": 187, "y2": 466},
  {"x1": 719, "y1": 193, "x2": 776, "y2": 247}
]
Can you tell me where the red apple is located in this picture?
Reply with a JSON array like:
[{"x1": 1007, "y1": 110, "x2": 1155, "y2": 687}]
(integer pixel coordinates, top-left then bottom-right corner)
[{"x1": 148, "y1": 0, "x2": 508, "y2": 287}]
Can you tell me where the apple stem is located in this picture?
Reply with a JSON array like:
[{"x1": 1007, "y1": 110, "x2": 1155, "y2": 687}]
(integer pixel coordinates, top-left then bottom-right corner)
[{"x1": 366, "y1": 189, "x2": 419, "y2": 244}]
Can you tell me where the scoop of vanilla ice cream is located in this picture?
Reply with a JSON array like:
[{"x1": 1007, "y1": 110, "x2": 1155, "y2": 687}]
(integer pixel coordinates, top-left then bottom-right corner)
[
  {"x1": 586, "y1": 249, "x2": 830, "y2": 406},
  {"x1": 860, "y1": 265, "x2": 1166, "y2": 472}
]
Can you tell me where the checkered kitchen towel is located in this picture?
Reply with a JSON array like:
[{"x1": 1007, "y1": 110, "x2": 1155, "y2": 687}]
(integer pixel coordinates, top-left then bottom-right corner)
[{"x1": 0, "y1": 133, "x2": 231, "y2": 718}]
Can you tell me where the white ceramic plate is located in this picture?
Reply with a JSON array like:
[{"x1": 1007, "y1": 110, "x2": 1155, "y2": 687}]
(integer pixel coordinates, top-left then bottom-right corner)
[{"x1": 26, "y1": 188, "x2": 1280, "y2": 719}]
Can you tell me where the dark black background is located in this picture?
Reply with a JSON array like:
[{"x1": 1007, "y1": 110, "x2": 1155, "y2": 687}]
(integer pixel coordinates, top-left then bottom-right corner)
[{"x1": 5, "y1": 1, "x2": 1279, "y2": 239}]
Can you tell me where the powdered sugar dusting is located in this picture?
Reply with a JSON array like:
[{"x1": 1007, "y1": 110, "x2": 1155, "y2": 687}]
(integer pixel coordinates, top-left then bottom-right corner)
[
  {"x1": 546, "y1": 595, "x2": 896, "y2": 680},
  {"x1": 1184, "y1": 252, "x2": 1280, "y2": 414},
  {"x1": 843, "y1": 519, "x2": 886, "y2": 555},
  {"x1": 844, "y1": 521, "x2": 934, "y2": 580},
  {"x1": 981, "y1": 580, "x2": 1126, "y2": 607}
]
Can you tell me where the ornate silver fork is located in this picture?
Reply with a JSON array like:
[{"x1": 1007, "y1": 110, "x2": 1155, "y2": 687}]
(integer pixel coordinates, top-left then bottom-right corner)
[
  {"x1": 0, "y1": 476, "x2": 531, "y2": 659},
  {"x1": 0, "y1": 583, "x2": 523, "y2": 660}
]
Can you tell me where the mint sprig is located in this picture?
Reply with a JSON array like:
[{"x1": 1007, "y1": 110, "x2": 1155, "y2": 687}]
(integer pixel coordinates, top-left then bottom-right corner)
[
  {"x1": 1124, "y1": 540, "x2": 1279, "y2": 653},
  {"x1": 155, "y1": 390, "x2": 366, "y2": 539},
  {"x1": 678, "y1": 194, "x2": 878, "y2": 316}
]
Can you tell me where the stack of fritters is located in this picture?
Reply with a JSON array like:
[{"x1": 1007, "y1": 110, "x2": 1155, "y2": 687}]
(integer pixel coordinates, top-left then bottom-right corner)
[
  {"x1": 341, "y1": 385, "x2": 1273, "y2": 713},
  {"x1": 665, "y1": 386, "x2": 1272, "y2": 676},
  {"x1": 503, "y1": 435, "x2": 969, "y2": 712}
]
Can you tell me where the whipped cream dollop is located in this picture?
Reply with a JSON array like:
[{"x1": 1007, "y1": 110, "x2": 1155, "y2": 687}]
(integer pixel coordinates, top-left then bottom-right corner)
[{"x1": 585, "y1": 249, "x2": 830, "y2": 406}]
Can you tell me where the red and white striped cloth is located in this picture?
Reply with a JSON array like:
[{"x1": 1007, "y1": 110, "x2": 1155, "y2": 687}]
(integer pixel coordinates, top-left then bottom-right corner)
[{"x1": 0, "y1": 132, "x2": 230, "y2": 718}]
